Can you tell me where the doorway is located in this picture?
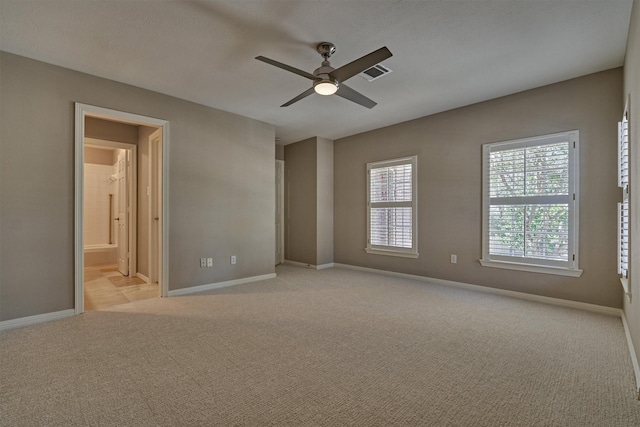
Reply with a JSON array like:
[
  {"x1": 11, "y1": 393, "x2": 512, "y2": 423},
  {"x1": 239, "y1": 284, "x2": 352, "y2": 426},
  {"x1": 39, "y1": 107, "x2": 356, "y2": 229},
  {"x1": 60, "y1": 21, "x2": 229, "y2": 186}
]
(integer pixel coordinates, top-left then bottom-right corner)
[
  {"x1": 83, "y1": 139, "x2": 151, "y2": 310},
  {"x1": 75, "y1": 103, "x2": 169, "y2": 314}
]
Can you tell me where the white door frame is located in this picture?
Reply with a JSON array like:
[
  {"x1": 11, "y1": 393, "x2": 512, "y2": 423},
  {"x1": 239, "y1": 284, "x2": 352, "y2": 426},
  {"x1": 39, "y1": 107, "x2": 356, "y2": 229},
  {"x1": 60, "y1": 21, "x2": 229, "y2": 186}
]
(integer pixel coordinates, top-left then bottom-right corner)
[
  {"x1": 84, "y1": 138, "x2": 137, "y2": 277},
  {"x1": 75, "y1": 103, "x2": 170, "y2": 314},
  {"x1": 276, "y1": 160, "x2": 285, "y2": 265}
]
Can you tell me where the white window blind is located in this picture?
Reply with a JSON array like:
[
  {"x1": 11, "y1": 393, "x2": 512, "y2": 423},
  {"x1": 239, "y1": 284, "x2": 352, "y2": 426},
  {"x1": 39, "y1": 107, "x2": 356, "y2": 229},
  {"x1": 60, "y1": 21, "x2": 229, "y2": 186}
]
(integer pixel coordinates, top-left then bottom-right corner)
[
  {"x1": 619, "y1": 200, "x2": 629, "y2": 278},
  {"x1": 619, "y1": 118, "x2": 629, "y2": 188},
  {"x1": 367, "y1": 156, "x2": 418, "y2": 257},
  {"x1": 481, "y1": 131, "x2": 580, "y2": 275},
  {"x1": 618, "y1": 111, "x2": 630, "y2": 282}
]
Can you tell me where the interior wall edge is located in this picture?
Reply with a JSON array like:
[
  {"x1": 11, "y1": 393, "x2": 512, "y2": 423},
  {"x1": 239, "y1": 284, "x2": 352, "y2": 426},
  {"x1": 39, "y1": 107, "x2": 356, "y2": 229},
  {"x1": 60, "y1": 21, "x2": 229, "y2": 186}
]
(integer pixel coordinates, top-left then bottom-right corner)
[{"x1": 621, "y1": 312, "x2": 640, "y2": 395}]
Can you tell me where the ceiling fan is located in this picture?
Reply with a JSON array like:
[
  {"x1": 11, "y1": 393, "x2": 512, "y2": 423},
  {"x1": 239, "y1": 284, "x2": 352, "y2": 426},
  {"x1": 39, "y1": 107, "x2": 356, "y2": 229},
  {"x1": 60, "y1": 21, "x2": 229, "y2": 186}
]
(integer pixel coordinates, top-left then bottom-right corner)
[{"x1": 256, "y1": 42, "x2": 392, "y2": 109}]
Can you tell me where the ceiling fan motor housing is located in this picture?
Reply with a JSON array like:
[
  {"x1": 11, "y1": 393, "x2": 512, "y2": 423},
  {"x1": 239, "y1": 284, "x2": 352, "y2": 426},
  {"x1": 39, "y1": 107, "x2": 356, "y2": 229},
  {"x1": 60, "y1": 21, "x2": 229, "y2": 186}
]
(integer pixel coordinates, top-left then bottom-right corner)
[{"x1": 314, "y1": 63, "x2": 337, "y2": 81}]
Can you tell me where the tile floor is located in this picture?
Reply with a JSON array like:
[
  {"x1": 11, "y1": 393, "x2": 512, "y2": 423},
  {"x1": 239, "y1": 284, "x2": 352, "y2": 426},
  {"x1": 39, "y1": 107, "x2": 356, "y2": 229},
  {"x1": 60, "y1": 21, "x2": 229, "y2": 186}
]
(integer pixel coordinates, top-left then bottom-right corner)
[{"x1": 84, "y1": 266, "x2": 158, "y2": 311}]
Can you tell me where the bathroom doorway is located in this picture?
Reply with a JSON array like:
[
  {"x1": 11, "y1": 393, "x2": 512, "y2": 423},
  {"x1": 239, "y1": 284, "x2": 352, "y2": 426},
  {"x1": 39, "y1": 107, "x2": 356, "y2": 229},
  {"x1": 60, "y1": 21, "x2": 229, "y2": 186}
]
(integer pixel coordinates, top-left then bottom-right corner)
[
  {"x1": 83, "y1": 138, "x2": 152, "y2": 310},
  {"x1": 75, "y1": 104, "x2": 169, "y2": 314}
]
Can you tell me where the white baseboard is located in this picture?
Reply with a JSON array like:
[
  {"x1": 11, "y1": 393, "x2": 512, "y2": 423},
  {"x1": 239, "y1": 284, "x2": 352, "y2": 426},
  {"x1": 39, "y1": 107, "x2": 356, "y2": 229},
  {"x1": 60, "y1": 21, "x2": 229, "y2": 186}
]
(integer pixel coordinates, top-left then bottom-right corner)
[
  {"x1": 621, "y1": 313, "x2": 640, "y2": 396},
  {"x1": 136, "y1": 272, "x2": 150, "y2": 284},
  {"x1": 167, "y1": 273, "x2": 276, "y2": 297},
  {"x1": 283, "y1": 260, "x2": 335, "y2": 270},
  {"x1": 0, "y1": 309, "x2": 75, "y2": 331},
  {"x1": 333, "y1": 263, "x2": 621, "y2": 317},
  {"x1": 284, "y1": 260, "x2": 315, "y2": 269}
]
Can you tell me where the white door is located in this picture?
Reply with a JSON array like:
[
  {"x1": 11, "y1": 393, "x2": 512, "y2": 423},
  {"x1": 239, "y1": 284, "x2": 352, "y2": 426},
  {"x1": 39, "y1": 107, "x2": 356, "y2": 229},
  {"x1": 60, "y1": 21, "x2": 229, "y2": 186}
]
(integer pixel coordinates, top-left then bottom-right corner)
[
  {"x1": 275, "y1": 160, "x2": 284, "y2": 265},
  {"x1": 117, "y1": 150, "x2": 129, "y2": 276},
  {"x1": 149, "y1": 130, "x2": 162, "y2": 284}
]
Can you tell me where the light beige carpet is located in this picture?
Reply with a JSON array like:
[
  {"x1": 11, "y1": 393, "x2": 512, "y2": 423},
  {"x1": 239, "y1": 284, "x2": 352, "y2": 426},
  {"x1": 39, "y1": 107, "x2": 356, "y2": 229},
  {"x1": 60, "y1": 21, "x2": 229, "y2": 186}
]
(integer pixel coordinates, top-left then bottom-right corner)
[{"x1": 1, "y1": 265, "x2": 639, "y2": 426}]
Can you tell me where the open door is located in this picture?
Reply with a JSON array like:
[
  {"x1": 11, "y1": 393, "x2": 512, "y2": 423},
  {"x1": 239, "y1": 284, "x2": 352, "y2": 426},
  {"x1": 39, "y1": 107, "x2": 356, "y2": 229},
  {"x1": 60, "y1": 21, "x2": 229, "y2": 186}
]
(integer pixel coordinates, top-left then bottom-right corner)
[
  {"x1": 149, "y1": 129, "x2": 162, "y2": 284},
  {"x1": 117, "y1": 149, "x2": 129, "y2": 276}
]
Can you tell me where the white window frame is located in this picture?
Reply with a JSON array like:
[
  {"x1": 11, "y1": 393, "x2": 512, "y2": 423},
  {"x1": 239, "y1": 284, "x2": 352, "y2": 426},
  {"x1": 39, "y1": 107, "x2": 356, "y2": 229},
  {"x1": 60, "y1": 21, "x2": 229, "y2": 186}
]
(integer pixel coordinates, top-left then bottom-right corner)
[
  {"x1": 366, "y1": 156, "x2": 418, "y2": 258},
  {"x1": 618, "y1": 97, "x2": 630, "y2": 297},
  {"x1": 480, "y1": 131, "x2": 582, "y2": 277}
]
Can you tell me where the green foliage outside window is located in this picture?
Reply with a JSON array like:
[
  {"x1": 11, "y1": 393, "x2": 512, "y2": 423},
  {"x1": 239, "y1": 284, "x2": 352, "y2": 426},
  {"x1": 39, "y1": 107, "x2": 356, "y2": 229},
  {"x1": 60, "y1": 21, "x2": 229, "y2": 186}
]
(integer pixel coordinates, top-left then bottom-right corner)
[{"x1": 489, "y1": 142, "x2": 569, "y2": 262}]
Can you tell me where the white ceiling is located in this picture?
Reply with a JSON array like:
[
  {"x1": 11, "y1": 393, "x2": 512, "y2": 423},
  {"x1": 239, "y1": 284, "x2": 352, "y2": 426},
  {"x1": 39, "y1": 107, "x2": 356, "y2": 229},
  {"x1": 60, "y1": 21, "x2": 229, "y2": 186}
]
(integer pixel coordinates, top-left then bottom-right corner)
[{"x1": 0, "y1": 0, "x2": 633, "y2": 144}]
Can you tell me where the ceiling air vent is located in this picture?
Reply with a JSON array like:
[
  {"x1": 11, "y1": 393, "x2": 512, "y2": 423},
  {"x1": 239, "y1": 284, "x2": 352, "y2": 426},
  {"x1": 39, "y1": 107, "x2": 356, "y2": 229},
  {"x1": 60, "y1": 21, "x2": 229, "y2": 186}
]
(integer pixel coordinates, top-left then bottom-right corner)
[{"x1": 359, "y1": 63, "x2": 392, "y2": 82}]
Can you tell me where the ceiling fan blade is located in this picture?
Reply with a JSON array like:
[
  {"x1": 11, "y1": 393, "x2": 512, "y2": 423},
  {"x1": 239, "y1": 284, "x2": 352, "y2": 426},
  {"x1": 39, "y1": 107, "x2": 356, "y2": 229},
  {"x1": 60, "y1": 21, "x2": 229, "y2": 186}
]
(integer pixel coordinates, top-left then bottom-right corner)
[
  {"x1": 335, "y1": 84, "x2": 377, "y2": 109},
  {"x1": 256, "y1": 56, "x2": 320, "y2": 81},
  {"x1": 281, "y1": 87, "x2": 315, "y2": 107},
  {"x1": 329, "y1": 47, "x2": 392, "y2": 83}
]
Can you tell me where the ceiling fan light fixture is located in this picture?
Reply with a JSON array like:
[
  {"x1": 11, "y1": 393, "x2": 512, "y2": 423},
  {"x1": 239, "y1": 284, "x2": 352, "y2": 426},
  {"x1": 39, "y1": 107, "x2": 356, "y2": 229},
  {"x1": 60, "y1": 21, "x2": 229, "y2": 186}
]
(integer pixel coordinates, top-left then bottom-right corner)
[{"x1": 314, "y1": 80, "x2": 338, "y2": 95}]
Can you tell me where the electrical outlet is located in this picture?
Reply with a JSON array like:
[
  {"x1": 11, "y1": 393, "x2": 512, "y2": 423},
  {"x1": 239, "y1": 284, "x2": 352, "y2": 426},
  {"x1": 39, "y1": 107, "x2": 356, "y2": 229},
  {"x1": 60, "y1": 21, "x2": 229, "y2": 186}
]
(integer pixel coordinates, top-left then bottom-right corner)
[
  {"x1": 200, "y1": 258, "x2": 206, "y2": 268},
  {"x1": 450, "y1": 254, "x2": 457, "y2": 264},
  {"x1": 231, "y1": 255, "x2": 237, "y2": 265},
  {"x1": 206, "y1": 258, "x2": 213, "y2": 267}
]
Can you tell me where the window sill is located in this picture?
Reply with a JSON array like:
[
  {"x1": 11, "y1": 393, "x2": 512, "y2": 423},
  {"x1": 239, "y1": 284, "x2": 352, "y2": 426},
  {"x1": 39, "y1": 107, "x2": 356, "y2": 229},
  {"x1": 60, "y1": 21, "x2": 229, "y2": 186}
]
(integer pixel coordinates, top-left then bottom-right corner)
[
  {"x1": 365, "y1": 248, "x2": 419, "y2": 259},
  {"x1": 479, "y1": 259, "x2": 583, "y2": 277},
  {"x1": 621, "y1": 277, "x2": 630, "y2": 294}
]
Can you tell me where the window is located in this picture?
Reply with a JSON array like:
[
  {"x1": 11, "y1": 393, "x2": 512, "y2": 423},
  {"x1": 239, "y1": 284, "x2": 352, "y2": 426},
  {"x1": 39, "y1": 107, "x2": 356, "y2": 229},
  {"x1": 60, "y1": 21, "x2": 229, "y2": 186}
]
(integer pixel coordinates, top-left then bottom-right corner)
[
  {"x1": 618, "y1": 100, "x2": 630, "y2": 295},
  {"x1": 366, "y1": 156, "x2": 418, "y2": 258},
  {"x1": 480, "y1": 131, "x2": 581, "y2": 276}
]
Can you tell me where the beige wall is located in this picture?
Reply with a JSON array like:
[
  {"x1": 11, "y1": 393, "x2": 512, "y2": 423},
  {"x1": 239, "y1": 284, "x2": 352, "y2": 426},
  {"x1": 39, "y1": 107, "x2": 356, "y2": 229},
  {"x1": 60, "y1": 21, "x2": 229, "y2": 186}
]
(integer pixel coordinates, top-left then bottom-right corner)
[
  {"x1": 624, "y1": 0, "x2": 640, "y2": 378},
  {"x1": 284, "y1": 136, "x2": 335, "y2": 267},
  {"x1": 316, "y1": 137, "x2": 334, "y2": 266},
  {"x1": 335, "y1": 68, "x2": 623, "y2": 308},
  {"x1": 84, "y1": 146, "x2": 113, "y2": 165},
  {"x1": 85, "y1": 116, "x2": 138, "y2": 144},
  {"x1": 284, "y1": 138, "x2": 317, "y2": 265},
  {"x1": 0, "y1": 52, "x2": 275, "y2": 321}
]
